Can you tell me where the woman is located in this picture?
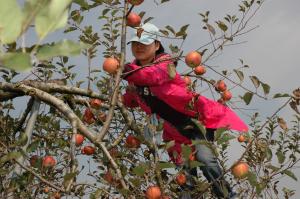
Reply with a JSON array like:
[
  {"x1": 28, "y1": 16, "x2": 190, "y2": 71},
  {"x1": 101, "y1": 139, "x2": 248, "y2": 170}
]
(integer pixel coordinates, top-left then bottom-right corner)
[{"x1": 122, "y1": 23, "x2": 245, "y2": 199}]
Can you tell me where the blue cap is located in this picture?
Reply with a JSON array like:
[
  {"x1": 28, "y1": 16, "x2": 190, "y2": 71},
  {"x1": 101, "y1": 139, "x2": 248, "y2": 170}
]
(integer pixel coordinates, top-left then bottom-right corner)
[{"x1": 128, "y1": 23, "x2": 161, "y2": 45}]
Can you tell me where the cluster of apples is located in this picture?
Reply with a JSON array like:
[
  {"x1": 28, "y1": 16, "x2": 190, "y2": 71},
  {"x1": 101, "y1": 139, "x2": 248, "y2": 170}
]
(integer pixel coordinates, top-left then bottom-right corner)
[
  {"x1": 215, "y1": 80, "x2": 232, "y2": 102},
  {"x1": 182, "y1": 51, "x2": 205, "y2": 86},
  {"x1": 83, "y1": 98, "x2": 106, "y2": 124}
]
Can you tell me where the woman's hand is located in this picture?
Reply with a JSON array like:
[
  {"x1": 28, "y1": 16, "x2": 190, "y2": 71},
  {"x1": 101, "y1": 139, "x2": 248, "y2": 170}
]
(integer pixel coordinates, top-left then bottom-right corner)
[{"x1": 126, "y1": 83, "x2": 137, "y2": 93}]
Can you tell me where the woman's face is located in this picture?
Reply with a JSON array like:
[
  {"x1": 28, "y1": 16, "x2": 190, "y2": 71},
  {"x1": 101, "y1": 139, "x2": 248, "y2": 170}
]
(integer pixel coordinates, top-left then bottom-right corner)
[{"x1": 131, "y1": 41, "x2": 160, "y2": 65}]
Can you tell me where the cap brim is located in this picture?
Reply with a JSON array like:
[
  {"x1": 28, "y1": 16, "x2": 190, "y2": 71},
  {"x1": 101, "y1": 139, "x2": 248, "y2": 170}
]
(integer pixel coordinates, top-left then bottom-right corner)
[{"x1": 127, "y1": 36, "x2": 155, "y2": 45}]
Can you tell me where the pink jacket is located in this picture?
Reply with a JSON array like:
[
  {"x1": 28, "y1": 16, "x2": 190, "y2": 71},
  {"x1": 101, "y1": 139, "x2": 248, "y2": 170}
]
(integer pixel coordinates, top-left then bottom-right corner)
[{"x1": 123, "y1": 53, "x2": 248, "y2": 163}]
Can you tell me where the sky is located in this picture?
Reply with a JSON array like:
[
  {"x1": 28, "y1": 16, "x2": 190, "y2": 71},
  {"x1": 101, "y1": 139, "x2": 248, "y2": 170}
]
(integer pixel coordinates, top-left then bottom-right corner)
[{"x1": 8, "y1": 0, "x2": 300, "y2": 198}]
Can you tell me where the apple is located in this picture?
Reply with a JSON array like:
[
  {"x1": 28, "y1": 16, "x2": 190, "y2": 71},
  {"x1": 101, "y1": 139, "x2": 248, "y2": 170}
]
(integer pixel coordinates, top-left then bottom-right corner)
[
  {"x1": 222, "y1": 90, "x2": 232, "y2": 101},
  {"x1": 126, "y1": 12, "x2": 141, "y2": 27},
  {"x1": 183, "y1": 76, "x2": 192, "y2": 86},
  {"x1": 83, "y1": 108, "x2": 95, "y2": 124},
  {"x1": 44, "y1": 187, "x2": 49, "y2": 193},
  {"x1": 81, "y1": 146, "x2": 95, "y2": 155},
  {"x1": 42, "y1": 156, "x2": 56, "y2": 168},
  {"x1": 109, "y1": 147, "x2": 118, "y2": 158},
  {"x1": 29, "y1": 155, "x2": 40, "y2": 167},
  {"x1": 75, "y1": 134, "x2": 84, "y2": 146},
  {"x1": 53, "y1": 192, "x2": 61, "y2": 199},
  {"x1": 145, "y1": 185, "x2": 161, "y2": 199},
  {"x1": 125, "y1": 135, "x2": 141, "y2": 148},
  {"x1": 90, "y1": 99, "x2": 102, "y2": 109},
  {"x1": 103, "y1": 170, "x2": 115, "y2": 184},
  {"x1": 216, "y1": 80, "x2": 227, "y2": 92},
  {"x1": 232, "y1": 162, "x2": 249, "y2": 179},
  {"x1": 237, "y1": 135, "x2": 246, "y2": 143},
  {"x1": 175, "y1": 173, "x2": 187, "y2": 186},
  {"x1": 189, "y1": 153, "x2": 196, "y2": 161},
  {"x1": 103, "y1": 57, "x2": 119, "y2": 74},
  {"x1": 128, "y1": 0, "x2": 144, "y2": 5},
  {"x1": 193, "y1": 65, "x2": 206, "y2": 75},
  {"x1": 185, "y1": 51, "x2": 202, "y2": 68},
  {"x1": 97, "y1": 112, "x2": 107, "y2": 122}
]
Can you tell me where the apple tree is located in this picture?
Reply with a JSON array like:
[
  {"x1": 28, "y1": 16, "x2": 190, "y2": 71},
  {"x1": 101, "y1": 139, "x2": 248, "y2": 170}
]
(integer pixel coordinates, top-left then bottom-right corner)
[{"x1": 0, "y1": 0, "x2": 300, "y2": 198}]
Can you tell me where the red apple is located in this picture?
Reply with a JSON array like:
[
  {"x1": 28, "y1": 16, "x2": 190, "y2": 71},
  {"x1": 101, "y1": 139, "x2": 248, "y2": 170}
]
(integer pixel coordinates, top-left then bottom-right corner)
[
  {"x1": 222, "y1": 90, "x2": 232, "y2": 101},
  {"x1": 75, "y1": 134, "x2": 84, "y2": 146},
  {"x1": 216, "y1": 80, "x2": 227, "y2": 92},
  {"x1": 81, "y1": 146, "x2": 95, "y2": 155},
  {"x1": 185, "y1": 51, "x2": 202, "y2": 68},
  {"x1": 29, "y1": 155, "x2": 39, "y2": 167},
  {"x1": 128, "y1": 0, "x2": 144, "y2": 6},
  {"x1": 42, "y1": 156, "x2": 56, "y2": 168},
  {"x1": 90, "y1": 99, "x2": 102, "y2": 109},
  {"x1": 175, "y1": 173, "x2": 187, "y2": 186},
  {"x1": 53, "y1": 192, "x2": 61, "y2": 199},
  {"x1": 83, "y1": 108, "x2": 95, "y2": 124},
  {"x1": 126, "y1": 12, "x2": 141, "y2": 27},
  {"x1": 103, "y1": 57, "x2": 119, "y2": 74},
  {"x1": 237, "y1": 135, "x2": 246, "y2": 143},
  {"x1": 232, "y1": 162, "x2": 249, "y2": 179},
  {"x1": 183, "y1": 76, "x2": 192, "y2": 86},
  {"x1": 193, "y1": 65, "x2": 206, "y2": 75},
  {"x1": 145, "y1": 186, "x2": 161, "y2": 199},
  {"x1": 125, "y1": 135, "x2": 141, "y2": 148},
  {"x1": 103, "y1": 171, "x2": 114, "y2": 184}
]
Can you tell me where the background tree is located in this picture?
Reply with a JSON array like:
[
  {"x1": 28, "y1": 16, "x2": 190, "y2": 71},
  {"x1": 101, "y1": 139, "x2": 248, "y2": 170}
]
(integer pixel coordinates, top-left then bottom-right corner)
[{"x1": 0, "y1": 0, "x2": 299, "y2": 198}]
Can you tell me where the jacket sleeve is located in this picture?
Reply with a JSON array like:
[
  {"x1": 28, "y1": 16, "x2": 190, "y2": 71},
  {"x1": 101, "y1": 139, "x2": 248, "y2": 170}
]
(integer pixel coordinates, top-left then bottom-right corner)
[{"x1": 124, "y1": 59, "x2": 174, "y2": 86}]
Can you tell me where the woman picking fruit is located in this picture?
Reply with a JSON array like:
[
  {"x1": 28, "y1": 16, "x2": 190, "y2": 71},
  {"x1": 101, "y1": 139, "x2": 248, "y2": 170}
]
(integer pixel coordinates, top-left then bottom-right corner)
[{"x1": 122, "y1": 23, "x2": 245, "y2": 199}]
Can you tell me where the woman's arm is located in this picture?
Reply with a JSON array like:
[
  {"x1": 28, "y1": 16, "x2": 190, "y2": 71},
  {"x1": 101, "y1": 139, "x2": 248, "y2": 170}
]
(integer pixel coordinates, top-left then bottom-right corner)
[{"x1": 124, "y1": 59, "x2": 175, "y2": 86}]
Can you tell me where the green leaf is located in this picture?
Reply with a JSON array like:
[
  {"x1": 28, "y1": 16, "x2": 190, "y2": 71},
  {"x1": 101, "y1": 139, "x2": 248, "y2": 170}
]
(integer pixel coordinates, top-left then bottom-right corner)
[
  {"x1": 27, "y1": 140, "x2": 40, "y2": 153},
  {"x1": 249, "y1": 76, "x2": 260, "y2": 88},
  {"x1": 189, "y1": 160, "x2": 204, "y2": 169},
  {"x1": 181, "y1": 144, "x2": 192, "y2": 160},
  {"x1": 265, "y1": 164, "x2": 280, "y2": 172},
  {"x1": 0, "y1": 0, "x2": 24, "y2": 44},
  {"x1": 16, "y1": 133, "x2": 28, "y2": 146},
  {"x1": 35, "y1": 0, "x2": 72, "y2": 39},
  {"x1": 217, "y1": 133, "x2": 235, "y2": 145},
  {"x1": 265, "y1": 147, "x2": 272, "y2": 162},
  {"x1": 191, "y1": 118, "x2": 206, "y2": 137},
  {"x1": 157, "y1": 162, "x2": 176, "y2": 169},
  {"x1": 217, "y1": 21, "x2": 228, "y2": 32},
  {"x1": 273, "y1": 93, "x2": 290, "y2": 98},
  {"x1": 165, "y1": 140, "x2": 175, "y2": 149},
  {"x1": 0, "y1": 152, "x2": 22, "y2": 164},
  {"x1": 276, "y1": 151, "x2": 285, "y2": 164},
  {"x1": 261, "y1": 82, "x2": 270, "y2": 95},
  {"x1": 36, "y1": 40, "x2": 89, "y2": 60},
  {"x1": 242, "y1": 92, "x2": 253, "y2": 105},
  {"x1": 165, "y1": 25, "x2": 176, "y2": 35},
  {"x1": 283, "y1": 170, "x2": 298, "y2": 181},
  {"x1": 215, "y1": 127, "x2": 228, "y2": 141},
  {"x1": 132, "y1": 164, "x2": 148, "y2": 176},
  {"x1": 206, "y1": 23, "x2": 216, "y2": 35},
  {"x1": 0, "y1": 53, "x2": 31, "y2": 71},
  {"x1": 247, "y1": 171, "x2": 257, "y2": 187},
  {"x1": 233, "y1": 69, "x2": 244, "y2": 82},
  {"x1": 63, "y1": 172, "x2": 77, "y2": 187},
  {"x1": 175, "y1": 24, "x2": 189, "y2": 37}
]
